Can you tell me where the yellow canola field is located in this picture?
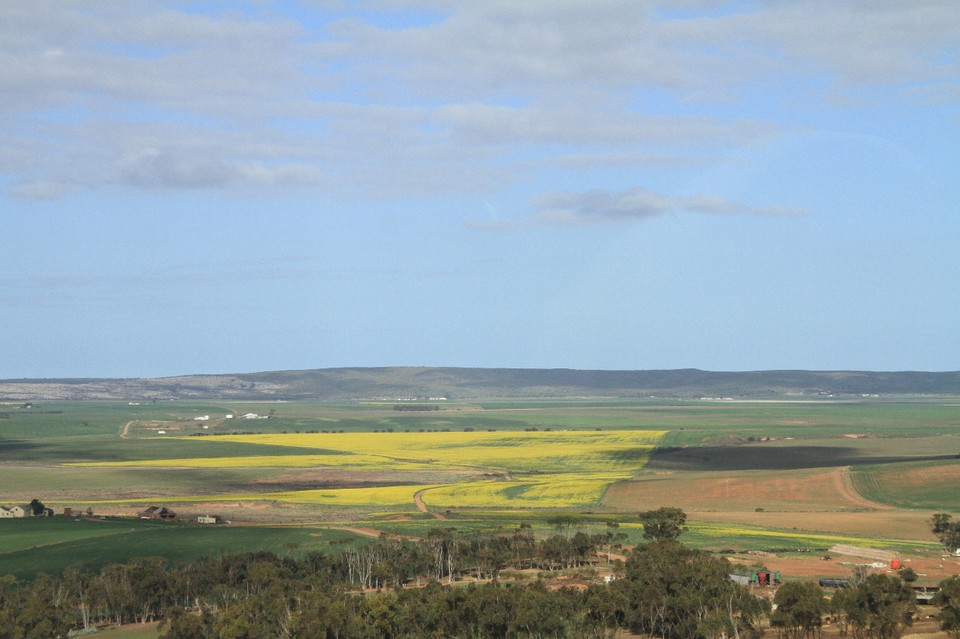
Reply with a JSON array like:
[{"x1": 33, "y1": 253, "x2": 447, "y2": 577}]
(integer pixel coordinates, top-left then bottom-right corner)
[
  {"x1": 185, "y1": 430, "x2": 665, "y2": 473},
  {"x1": 83, "y1": 475, "x2": 625, "y2": 509},
  {"x1": 689, "y1": 522, "x2": 938, "y2": 550},
  {"x1": 72, "y1": 429, "x2": 664, "y2": 473},
  {"x1": 71, "y1": 430, "x2": 666, "y2": 510},
  {"x1": 422, "y1": 472, "x2": 631, "y2": 509}
]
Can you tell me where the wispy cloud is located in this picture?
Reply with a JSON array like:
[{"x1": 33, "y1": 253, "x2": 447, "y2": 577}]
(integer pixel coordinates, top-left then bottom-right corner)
[
  {"x1": 533, "y1": 188, "x2": 807, "y2": 225},
  {"x1": 2, "y1": 2, "x2": 953, "y2": 199},
  {"x1": 464, "y1": 187, "x2": 806, "y2": 229}
]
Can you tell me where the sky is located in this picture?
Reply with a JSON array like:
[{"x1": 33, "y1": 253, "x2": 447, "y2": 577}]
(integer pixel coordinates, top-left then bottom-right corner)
[{"x1": 2, "y1": 1, "x2": 959, "y2": 379}]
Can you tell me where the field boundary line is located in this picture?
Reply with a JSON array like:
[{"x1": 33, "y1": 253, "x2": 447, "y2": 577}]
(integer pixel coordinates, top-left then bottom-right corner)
[{"x1": 835, "y1": 466, "x2": 892, "y2": 511}]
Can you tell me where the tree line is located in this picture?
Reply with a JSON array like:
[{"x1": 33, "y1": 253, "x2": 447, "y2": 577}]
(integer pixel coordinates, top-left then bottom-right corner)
[
  {"x1": 0, "y1": 535, "x2": 768, "y2": 639},
  {"x1": 932, "y1": 513, "x2": 960, "y2": 553},
  {"x1": 0, "y1": 509, "x2": 958, "y2": 638}
]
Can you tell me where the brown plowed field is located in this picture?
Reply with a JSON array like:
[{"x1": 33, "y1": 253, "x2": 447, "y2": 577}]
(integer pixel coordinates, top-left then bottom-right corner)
[{"x1": 603, "y1": 466, "x2": 884, "y2": 512}]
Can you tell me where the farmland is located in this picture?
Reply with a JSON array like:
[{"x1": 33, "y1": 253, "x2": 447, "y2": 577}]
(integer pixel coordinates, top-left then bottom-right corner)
[
  {"x1": 1, "y1": 397, "x2": 960, "y2": 581},
  {"x1": 0, "y1": 517, "x2": 361, "y2": 580}
]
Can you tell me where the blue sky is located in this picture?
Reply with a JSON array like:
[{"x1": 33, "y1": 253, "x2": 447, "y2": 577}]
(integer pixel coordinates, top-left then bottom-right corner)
[{"x1": 2, "y1": 1, "x2": 958, "y2": 378}]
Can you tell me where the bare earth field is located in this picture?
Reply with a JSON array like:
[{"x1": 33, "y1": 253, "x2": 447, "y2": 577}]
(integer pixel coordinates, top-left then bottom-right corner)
[{"x1": 603, "y1": 466, "x2": 882, "y2": 512}]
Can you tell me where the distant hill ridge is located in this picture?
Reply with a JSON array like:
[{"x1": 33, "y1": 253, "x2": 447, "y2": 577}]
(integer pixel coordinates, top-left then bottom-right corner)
[{"x1": 1, "y1": 367, "x2": 959, "y2": 401}]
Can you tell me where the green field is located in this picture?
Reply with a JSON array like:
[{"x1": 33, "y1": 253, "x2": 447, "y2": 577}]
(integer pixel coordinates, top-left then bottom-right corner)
[
  {"x1": 851, "y1": 458, "x2": 960, "y2": 509},
  {"x1": 97, "y1": 623, "x2": 161, "y2": 639},
  {"x1": 2, "y1": 397, "x2": 959, "y2": 579},
  {"x1": 0, "y1": 518, "x2": 362, "y2": 579}
]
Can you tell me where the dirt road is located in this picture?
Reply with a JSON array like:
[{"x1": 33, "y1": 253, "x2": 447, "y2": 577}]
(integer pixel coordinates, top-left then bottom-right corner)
[{"x1": 414, "y1": 488, "x2": 447, "y2": 520}]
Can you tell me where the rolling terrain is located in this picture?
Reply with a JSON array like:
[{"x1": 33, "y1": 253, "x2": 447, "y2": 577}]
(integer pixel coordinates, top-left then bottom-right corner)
[
  {"x1": 2, "y1": 366, "x2": 960, "y2": 400},
  {"x1": 1, "y1": 393, "x2": 959, "y2": 586}
]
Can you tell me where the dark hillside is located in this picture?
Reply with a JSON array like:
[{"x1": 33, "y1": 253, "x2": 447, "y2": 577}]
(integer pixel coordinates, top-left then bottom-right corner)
[{"x1": 1, "y1": 367, "x2": 958, "y2": 401}]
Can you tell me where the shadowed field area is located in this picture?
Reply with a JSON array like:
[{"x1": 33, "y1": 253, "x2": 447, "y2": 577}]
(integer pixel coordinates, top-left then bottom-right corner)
[{"x1": 646, "y1": 444, "x2": 958, "y2": 471}]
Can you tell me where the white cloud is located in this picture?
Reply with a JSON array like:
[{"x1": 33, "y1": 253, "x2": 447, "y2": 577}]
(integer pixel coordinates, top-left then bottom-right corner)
[
  {"x1": 315, "y1": 1, "x2": 960, "y2": 98},
  {"x1": 0, "y1": 1, "x2": 955, "y2": 199},
  {"x1": 532, "y1": 187, "x2": 807, "y2": 225},
  {"x1": 440, "y1": 104, "x2": 775, "y2": 147},
  {"x1": 659, "y1": 1, "x2": 960, "y2": 90}
]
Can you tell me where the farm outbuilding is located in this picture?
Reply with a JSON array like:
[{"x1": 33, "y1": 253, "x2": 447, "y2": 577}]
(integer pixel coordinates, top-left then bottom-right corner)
[
  {"x1": 139, "y1": 506, "x2": 177, "y2": 520},
  {"x1": 0, "y1": 504, "x2": 49, "y2": 518}
]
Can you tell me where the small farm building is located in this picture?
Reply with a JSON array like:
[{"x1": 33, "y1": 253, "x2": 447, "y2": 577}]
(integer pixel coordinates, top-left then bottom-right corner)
[
  {"x1": 0, "y1": 505, "x2": 47, "y2": 518},
  {"x1": 197, "y1": 515, "x2": 221, "y2": 524},
  {"x1": 139, "y1": 506, "x2": 177, "y2": 520}
]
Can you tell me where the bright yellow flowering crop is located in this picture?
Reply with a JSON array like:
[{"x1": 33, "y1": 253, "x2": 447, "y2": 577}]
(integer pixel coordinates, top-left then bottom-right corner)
[
  {"x1": 70, "y1": 430, "x2": 665, "y2": 510},
  {"x1": 422, "y1": 472, "x2": 631, "y2": 509},
  {"x1": 195, "y1": 430, "x2": 665, "y2": 473},
  {"x1": 689, "y1": 522, "x2": 937, "y2": 550},
  {"x1": 72, "y1": 429, "x2": 664, "y2": 474}
]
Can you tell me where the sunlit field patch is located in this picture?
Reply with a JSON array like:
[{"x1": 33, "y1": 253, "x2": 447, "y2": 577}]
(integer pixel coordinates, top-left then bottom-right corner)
[
  {"x1": 79, "y1": 474, "x2": 627, "y2": 510},
  {"x1": 423, "y1": 473, "x2": 631, "y2": 509},
  {"x1": 68, "y1": 430, "x2": 665, "y2": 511},
  {"x1": 851, "y1": 459, "x2": 960, "y2": 510},
  {"x1": 72, "y1": 430, "x2": 666, "y2": 474},
  {"x1": 82, "y1": 484, "x2": 432, "y2": 508},
  {"x1": 688, "y1": 521, "x2": 940, "y2": 551},
  {"x1": 71, "y1": 453, "x2": 436, "y2": 470},
  {"x1": 207, "y1": 430, "x2": 663, "y2": 472}
]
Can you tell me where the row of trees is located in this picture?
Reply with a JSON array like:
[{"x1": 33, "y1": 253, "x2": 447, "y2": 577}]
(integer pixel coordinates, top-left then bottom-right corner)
[
  {"x1": 0, "y1": 529, "x2": 615, "y2": 635},
  {"x1": 773, "y1": 573, "x2": 960, "y2": 639},
  {"x1": 772, "y1": 575, "x2": 915, "y2": 639},
  {"x1": 0, "y1": 534, "x2": 762, "y2": 639},
  {"x1": 3, "y1": 536, "x2": 956, "y2": 639},
  {"x1": 160, "y1": 566, "x2": 960, "y2": 639},
  {"x1": 932, "y1": 513, "x2": 960, "y2": 553},
  {"x1": 156, "y1": 539, "x2": 773, "y2": 639},
  {"x1": 343, "y1": 527, "x2": 627, "y2": 590},
  {"x1": 1, "y1": 507, "x2": 958, "y2": 639}
]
